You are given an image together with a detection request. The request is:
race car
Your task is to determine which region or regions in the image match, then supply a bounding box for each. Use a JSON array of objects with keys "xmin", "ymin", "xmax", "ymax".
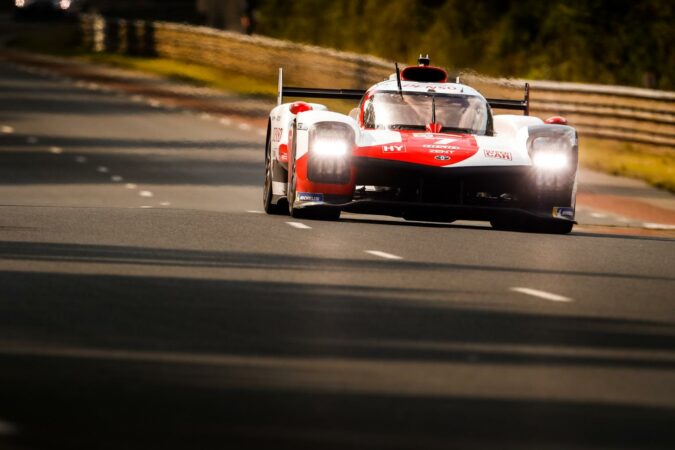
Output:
[{"xmin": 263, "ymin": 55, "xmax": 578, "ymax": 234}]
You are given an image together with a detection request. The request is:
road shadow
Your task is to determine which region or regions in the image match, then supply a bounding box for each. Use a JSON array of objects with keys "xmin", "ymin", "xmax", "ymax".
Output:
[{"xmin": 0, "ymin": 265, "xmax": 674, "ymax": 449}]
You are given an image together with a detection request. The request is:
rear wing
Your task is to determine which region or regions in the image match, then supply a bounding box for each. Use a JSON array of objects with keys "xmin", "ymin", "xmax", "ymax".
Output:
[
  {"xmin": 486, "ymin": 83, "xmax": 530, "ymax": 115},
  {"xmin": 277, "ymin": 68, "xmax": 530, "ymax": 116},
  {"xmin": 277, "ymin": 68, "xmax": 364, "ymax": 104}
]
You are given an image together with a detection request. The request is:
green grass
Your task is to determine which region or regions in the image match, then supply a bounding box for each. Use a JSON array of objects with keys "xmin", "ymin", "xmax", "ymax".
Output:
[
  {"xmin": 580, "ymin": 139, "xmax": 675, "ymax": 193},
  {"xmin": 82, "ymin": 53, "xmax": 278, "ymax": 98}
]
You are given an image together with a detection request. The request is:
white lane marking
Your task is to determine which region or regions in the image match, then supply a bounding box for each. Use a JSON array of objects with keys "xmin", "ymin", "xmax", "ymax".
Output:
[
  {"xmin": 286, "ymin": 221, "xmax": 312, "ymax": 229},
  {"xmin": 26, "ymin": 136, "xmax": 39, "ymax": 144},
  {"xmin": 159, "ymin": 201, "xmax": 171, "ymax": 206},
  {"xmin": 125, "ymin": 183, "xmax": 137, "ymax": 189},
  {"xmin": 0, "ymin": 419, "xmax": 18, "ymax": 436},
  {"xmin": 96, "ymin": 166, "xmax": 109, "ymax": 173},
  {"xmin": 219, "ymin": 118, "xmax": 232, "ymax": 125},
  {"xmin": 510, "ymin": 287, "xmax": 573, "ymax": 302},
  {"xmin": 148, "ymin": 99, "xmax": 161, "ymax": 108},
  {"xmin": 590, "ymin": 212, "xmax": 607, "ymax": 219},
  {"xmin": 140, "ymin": 205, "xmax": 153, "ymax": 209},
  {"xmin": 86, "ymin": 82, "xmax": 100, "ymax": 90},
  {"xmin": 643, "ymin": 223, "xmax": 675, "ymax": 230},
  {"xmin": 1, "ymin": 125, "xmax": 14, "ymax": 134},
  {"xmin": 111, "ymin": 175, "xmax": 123, "ymax": 182},
  {"xmin": 365, "ymin": 250, "xmax": 403, "ymax": 260},
  {"xmin": 238, "ymin": 123, "xmax": 251, "ymax": 131},
  {"xmin": 246, "ymin": 210, "xmax": 264, "ymax": 214},
  {"xmin": 74, "ymin": 156, "xmax": 87, "ymax": 163},
  {"xmin": 200, "ymin": 113, "xmax": 213, "ymax": 120},
  {"xmin": 49, "ymin": 146, "xmax": 63, "ymax": 154},
  {"xmin": 139, "ymin": 190, "xmax": 154, "ymax": 198}
]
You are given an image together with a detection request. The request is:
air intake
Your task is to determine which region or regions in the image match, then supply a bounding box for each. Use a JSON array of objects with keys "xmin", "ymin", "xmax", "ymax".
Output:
[{"xmin": 400, "ymin": 66, "xmax": 448, "ymax": 83}]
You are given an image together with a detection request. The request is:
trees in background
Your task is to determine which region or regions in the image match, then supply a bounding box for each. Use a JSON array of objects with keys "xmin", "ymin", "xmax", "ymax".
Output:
[{"xmin": 255, "ymin": 0, "xmax": 674, "ymax": 89}]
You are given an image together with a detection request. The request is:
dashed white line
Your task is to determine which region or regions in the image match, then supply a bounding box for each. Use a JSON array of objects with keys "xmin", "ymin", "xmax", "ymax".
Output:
[
  {"xmin": 111, "ymin": 175, "xmax": 123, "ymax": 182},
  {"xmin": 365, "ymin": 250, "xmax": 403, "ymax": 260},
  {"xmin": 643, "ymin": 223, "xmax": 675, "ymax": 230},
  {"xmin": 49, "ymin": 146, "xmax": 63, "ymax": 154},
  {"xmin": 139, "ymin": 190, "xmax": 154, "ymax": 198},
  {"xmin": 140, "ymin": 205, "xmax": 153, "ymax": 209},
  {"xmin": 246, "ymin": 210, "xmax": 264, "ymax": 214},
  {"xmin": 125, "ymin": 183, "xmax": 137, "ymax": 189},
  {"xmin": 26, "ymin": 136, "xmax": 39, "ymax": 144},
  {"xmin": 219, "ymin": 118, "xmax": 232, "ymax": 126},
  {"xmin": 1, "ymin": 125, "xmax": 14, "ymax": 134},
  {"xmin": 74, "ymin": 156, "xmax": 87, "ymax": 163},
  {"xmin": 286, "ymin": 221, "xmax": 312, "ymax": 229},
  {"xmin": 590, "ymin": 212, "xmax": 607, "ymax": 219},
  {"xmin": 148, "ymin": 99, "xmax": 161, "ymax": 108},
  {"xmin": 510, "ymin": 287, "xmax": 573, "ymax": 302},
  {"xmin": 238, "ymin": 123, "xmax": 252, "ymax": 131},
  {"xmin": 159, "ymin": 201, "xmax": 171, "ymax": 206},
  {"xmin": 200, "ymin": 113, "xmax": 213, "ymax": 120},
  {"xmin": 96, "ymin": 166, "xmax": 109, "ymax": 173}
]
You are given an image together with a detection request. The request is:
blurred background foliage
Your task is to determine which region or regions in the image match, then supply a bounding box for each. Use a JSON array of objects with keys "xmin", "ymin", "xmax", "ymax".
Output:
[{"xmin": 254, "ymin": 0, "xmax": 674, "ymax": 90}]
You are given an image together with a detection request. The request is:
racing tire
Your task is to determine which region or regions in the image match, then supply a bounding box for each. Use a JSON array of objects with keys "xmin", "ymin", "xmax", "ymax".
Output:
[{"xmin": 263, "ymin": 124, "xmax": 287, "ymax": 215}]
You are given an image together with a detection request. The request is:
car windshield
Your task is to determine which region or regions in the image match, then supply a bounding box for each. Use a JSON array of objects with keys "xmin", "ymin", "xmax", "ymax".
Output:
[{"xmin": 363, "ymin": 92, "xmax": 489, "ymax": 135}]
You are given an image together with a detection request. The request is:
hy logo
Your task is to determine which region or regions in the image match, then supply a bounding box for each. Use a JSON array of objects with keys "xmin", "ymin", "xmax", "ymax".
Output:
[{"xmin": 382, "ymin": 145, "xmax": 405, "ymax": 153}]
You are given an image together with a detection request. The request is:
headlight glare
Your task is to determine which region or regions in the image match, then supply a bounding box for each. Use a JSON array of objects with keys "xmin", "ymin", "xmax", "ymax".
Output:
[
  {"xmin": 533, "ymin": 151, "xmax": 568, "ymax": 170},
  {"xmin": 312, "ymin": 138, "xmax": 348, "ymax": 157}
]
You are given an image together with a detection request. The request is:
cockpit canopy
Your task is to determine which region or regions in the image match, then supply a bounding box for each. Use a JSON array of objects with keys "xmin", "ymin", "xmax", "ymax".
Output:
[{"xmin": 362, "ymin": 91, "xmax": 490, "ymax": 135}]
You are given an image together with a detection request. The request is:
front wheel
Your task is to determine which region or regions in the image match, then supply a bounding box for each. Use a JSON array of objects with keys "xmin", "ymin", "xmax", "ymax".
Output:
[{"xmin": 263, "ymin": 129, "xmax": 286, "ymax": 215}]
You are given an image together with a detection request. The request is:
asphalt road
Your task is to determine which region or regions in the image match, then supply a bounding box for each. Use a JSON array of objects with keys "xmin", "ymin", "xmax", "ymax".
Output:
[{"xmin": 1, "ymin": 60, "xmax": 674, "ymax": 450}]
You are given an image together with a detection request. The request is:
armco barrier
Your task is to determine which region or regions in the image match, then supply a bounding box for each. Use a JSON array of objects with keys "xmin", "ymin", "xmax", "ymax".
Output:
[{"xmin": 80, "ymin": 14, "xmax": 675, "ymax": 148}]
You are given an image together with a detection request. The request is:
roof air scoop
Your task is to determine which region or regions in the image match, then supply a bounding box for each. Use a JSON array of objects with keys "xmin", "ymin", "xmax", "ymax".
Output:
[{"xmin": 401, "ymin": 55, "xmax": 448, "ymax": 83}]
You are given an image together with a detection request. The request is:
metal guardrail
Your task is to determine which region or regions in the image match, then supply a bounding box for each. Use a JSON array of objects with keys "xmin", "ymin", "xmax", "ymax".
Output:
[{"xmin": 79, "ymin": 14, "xmax": 675, "ymax": 148}]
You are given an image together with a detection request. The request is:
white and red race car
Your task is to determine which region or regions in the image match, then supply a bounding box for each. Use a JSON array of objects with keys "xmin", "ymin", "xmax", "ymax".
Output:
[{"xmin": 263, "ymin": 56, "xmax": 578, "ymax": 234}]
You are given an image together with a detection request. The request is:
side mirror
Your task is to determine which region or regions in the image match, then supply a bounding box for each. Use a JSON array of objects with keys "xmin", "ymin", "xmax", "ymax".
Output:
[
  {"xmin": 290, "ymin": 101, "xmax": 312, "ymax": 115},
  {"xmin": 545, "ymin": 116, "xmax": 568, "ymax": 125}
]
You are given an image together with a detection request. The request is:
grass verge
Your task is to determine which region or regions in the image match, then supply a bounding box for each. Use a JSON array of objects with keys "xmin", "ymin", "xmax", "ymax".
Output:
[{"xmin": 580, "ymin": 139, "xmax": 675, "ymax": 193}]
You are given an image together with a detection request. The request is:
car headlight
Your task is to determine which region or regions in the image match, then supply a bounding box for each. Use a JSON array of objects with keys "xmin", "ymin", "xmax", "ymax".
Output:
[
  {"xmin": 15, "ymin": 0, "xmax": 26, "ymax": 7},
  {"xmin": 308, "ymin": 122, "xmax": 354, "ymax": 184},
  {"xmin": 532, "ymin": 150, "xmax": 568, "ymax": 170},
  {"xmin": 528, "ymin": 128, "xmax": 577, "ymax": 172},
  {"xmin": 312, "ymin": 137, "xmax": 349, "ymax": 157}
]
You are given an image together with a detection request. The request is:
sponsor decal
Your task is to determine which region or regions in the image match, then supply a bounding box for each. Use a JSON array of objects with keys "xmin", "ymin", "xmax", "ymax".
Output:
[
  {"xmin": 434, "ymin": 155, "xmax": 451, "ymax": 161},
  {"xmin": 424, "ymin": 145, "xmax": 460, "ymax": 151},
  {"xmin": 428, "ymin": 149, "xmax": 454, "ymax": 154},
  {"xmin": 382, "ymin": 145, "xmax": 405, "ymax": 153},
  {"xmin": 552, "ymin": 207, "xmax": 575, "ymax": 220},
  {"xmin": 298, "ymin": 192, "xmax": 324, "ymax": 202},
  {"xmin": 484, "ymin": 149, "xmax": 513, "ymax": 161},
  {"xmin": 271, "ymin": 127, "xmax": 283, "ymax": 143}
]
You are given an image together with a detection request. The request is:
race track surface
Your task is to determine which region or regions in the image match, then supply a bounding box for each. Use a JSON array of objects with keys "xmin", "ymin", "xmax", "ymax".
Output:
[{"xmin": 1, "ymin": 60, "xmax": 674, "ymax": 450}]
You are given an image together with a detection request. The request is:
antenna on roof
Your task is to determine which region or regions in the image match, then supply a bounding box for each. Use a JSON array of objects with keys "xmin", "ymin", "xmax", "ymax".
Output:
[
  {"xmin": 418, "ymin": 54, "xmax": 430, "ymax": 66},
  {"xmin": 395, "ymin": 62, "xmax": 403, "ymax": 99}
]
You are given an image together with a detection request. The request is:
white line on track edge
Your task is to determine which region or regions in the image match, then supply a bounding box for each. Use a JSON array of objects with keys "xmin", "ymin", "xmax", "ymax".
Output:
[
  {"xmin": 365, "ymin": 250, "xmax": 403, "ymax": 260},
  {"xmin": 286, "ymin": 221, "xmax": 312, "ymax": 229},
  {"xmin": 510, "ymin": 287, "xmax": 573, "ymax": 302}
]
